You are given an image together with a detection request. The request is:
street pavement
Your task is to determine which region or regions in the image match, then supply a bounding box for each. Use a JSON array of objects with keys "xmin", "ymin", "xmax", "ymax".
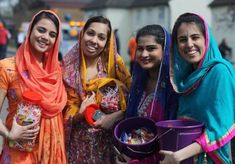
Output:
[{"xmin": 0, "ymin": 46, "xmax": 16, "ymax": 152}]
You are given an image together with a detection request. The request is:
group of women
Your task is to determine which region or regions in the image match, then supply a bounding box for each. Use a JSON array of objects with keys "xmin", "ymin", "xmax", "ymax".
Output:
[{"xmin": 0, "ymin": 9, "xmax": 233, "ymax": 164}]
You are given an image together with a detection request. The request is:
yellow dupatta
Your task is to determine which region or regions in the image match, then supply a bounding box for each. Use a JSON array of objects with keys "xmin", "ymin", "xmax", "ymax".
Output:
[
  {"xmin": 62, "ymin": 30, "xmax": 131, "ymax": 120},
  {"xmin": 80, "ymin": 32, "xmax": 129, "ymax": 112}
]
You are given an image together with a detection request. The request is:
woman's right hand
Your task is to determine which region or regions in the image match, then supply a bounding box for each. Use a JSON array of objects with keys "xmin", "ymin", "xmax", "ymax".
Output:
[
  {"xmin": 8, "ymin": 117, "xmax": 40, "ymax": 141},
  {"xmin": 79, "ymin": 91, "xmax": 96, "ymax": 114}
]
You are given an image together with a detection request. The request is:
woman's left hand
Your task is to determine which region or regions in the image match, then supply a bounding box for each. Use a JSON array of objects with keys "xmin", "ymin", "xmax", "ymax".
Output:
[
  {"xmin": 159, "ymin": 150, "xmax": 180, "ymax": 164},
  {"xmin": 94, "ymin": 110, "xmax": 124, "ymax": 129},
  {"xmin": 93, "ymin": 113, "xmax": 114, "ymax": 129}
]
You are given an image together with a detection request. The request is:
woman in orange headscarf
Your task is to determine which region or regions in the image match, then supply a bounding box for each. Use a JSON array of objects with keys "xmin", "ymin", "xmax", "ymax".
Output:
[{"xmin": 0, "ymin": 10, "xmax": 67, "ymax": 163}]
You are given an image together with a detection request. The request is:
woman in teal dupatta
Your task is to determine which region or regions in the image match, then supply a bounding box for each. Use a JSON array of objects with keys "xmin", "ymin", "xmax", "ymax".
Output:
[{"xmin": 160, "ymin": 13, "xmax": 235, "ymax": 164}]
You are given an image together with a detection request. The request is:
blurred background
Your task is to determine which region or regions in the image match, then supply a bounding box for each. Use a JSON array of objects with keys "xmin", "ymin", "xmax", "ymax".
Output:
[
  {"xmin": 0, "ymin": 0, "xmax": 234, "ymax": 161},
  {"xmin": 0, "ymin": 0, "xmax": 235, "ymax": 64}
]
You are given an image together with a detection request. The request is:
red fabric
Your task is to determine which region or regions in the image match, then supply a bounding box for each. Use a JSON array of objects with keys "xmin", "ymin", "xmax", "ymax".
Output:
[
  {"xmin": 15, "ymin": 10, "xmax": 67, "ymax": 118},
  {"xmin": 0, "ymin": 28, "xmax": 8, "ymax": 45},
  {"xmin": 84, "ymin": 104, "xmax": 99, "ymax": 126}
]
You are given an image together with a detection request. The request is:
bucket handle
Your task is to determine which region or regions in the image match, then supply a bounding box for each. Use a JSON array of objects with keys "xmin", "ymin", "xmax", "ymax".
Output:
[
  {"xmin": 156, "ymin": 128, "xmax": 174, "ymax": 140},
  {"xmin": 126, "ymin": 146, "xmax": 154, "ymax": 154}
]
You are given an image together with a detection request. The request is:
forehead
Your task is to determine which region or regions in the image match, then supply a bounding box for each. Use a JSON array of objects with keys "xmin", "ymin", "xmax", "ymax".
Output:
[
  {"xmin": 32, "ymin": 18, "xmax": 57, "ymax": 32},
  {"xmin": 177, "ymin": 22, "xmax": 202, "ymax": 37},
  {"xmin": 137, "ymin": 35, "xmax": 158, "ymax": 45},
  {"xmin": 86, "ymin": 22, "xmax": 109, "ymax": 35}
]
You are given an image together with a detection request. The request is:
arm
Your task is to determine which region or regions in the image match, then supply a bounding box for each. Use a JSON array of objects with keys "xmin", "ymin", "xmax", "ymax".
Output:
[
  {"xmin": 94, "ymin": 110, "xmax": 124, "ymax": 129},
  {"xmin": 0, "ymin": 89, "xmax": 39, "ymax": 141},
  {"xmin": 0, "ymin": 89, "xmax": 10, "ymax": 139},
  {"xmin": 159, "ymin": 142, "xmax": 203, "ymax": 163}
]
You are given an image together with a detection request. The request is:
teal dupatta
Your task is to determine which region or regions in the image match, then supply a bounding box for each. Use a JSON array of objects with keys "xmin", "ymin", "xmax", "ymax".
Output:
[{"xmin": 170, "ymin": 14, "xmax": 235, "ymax": 163}]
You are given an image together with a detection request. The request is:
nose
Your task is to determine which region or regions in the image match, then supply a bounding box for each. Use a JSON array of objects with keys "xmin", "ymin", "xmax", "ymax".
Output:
[
  {"xmin": 186, "ymin": 38, "xmax": 193, "ymax": 48},
  {"xmin": 41, "ymin": 32, "xmax": 49, "ymax": 40},
  {"xmin": 141, "ymin": 49, "xmax": 149, "ymax": 57},
  {"xmin": 90, "ymin": 35, "xmax": 98, "ymax": 44}
]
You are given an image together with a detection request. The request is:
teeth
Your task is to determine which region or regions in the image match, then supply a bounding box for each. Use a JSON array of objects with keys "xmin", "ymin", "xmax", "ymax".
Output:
[
  {"xmin": 186, "ymin": 50, "xmax": 196, "ymax": 55},
  {"xmin": 86, "ymin": 45, "xmax": 97, "ymax": 52},
  {"xmin": 38, "ymin": 41, "xmax": 47, "ymax": 47}
]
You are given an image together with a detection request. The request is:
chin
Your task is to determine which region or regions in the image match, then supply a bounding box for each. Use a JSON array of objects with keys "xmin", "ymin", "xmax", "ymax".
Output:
[{"xmin": 140, "ymin": 65, "xmax": 153, "ymax": 70}]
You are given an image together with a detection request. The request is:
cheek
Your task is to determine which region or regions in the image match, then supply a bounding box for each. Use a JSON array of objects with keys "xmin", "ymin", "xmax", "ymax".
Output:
[
  {"xmin": 50, "ymin": 38, "xmax": 56, "ymax": 46},
  {"xmin": 177, "ymin": 44, "xmax": 184, "ymax": 54},
  {"xmin": 98, "ymin": 41, "xmax": 106, "ymax": 51},
  {"xmin": 29, "ymin": 34, "xmax": 36, "ymax": 47},
  {"xmin": 135, "ymin": 52, "xmax": 142, "ymax": 62}
]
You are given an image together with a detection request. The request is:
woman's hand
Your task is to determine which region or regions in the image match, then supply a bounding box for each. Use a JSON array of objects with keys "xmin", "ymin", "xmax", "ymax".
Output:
[
  {"xmin": 93, "ymin": 114, "xmax": 112, "ymax": 129},
  {"xmin": 159, "ymin": 150, "xmax": 180, "ymax": 164},
  {"xmin": 115, "ymin": 153, "xmax": 131, "ymax": 164},
  {"xmin": 8, "ymin": 117, "xmax": 40, "ymax": 141},
  {"xmin": 94, "ymin": 110, "xmax": 124, "ymax": 129},
  {"xmin": 159, "ymin": 142, "xmax": 203, "ymax": 164},
  {"xmin": 79, "ymin": 91, "xmax": 96, "ymax": 114}
]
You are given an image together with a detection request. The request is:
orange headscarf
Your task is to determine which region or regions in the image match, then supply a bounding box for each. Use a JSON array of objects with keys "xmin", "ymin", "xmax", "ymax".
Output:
[{"xmin": 15, "ymin": 10, "xmax": 67, "ymax": 118}]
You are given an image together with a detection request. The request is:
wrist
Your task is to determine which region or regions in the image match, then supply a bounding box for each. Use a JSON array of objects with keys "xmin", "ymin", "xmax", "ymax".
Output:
[
  {"xmin": 5, "ymin": 131, "xmax": 10, "ymax": 140},
  {"xmin": 174, "ymin": 151, "xmax": 183, "ymax": 162}
]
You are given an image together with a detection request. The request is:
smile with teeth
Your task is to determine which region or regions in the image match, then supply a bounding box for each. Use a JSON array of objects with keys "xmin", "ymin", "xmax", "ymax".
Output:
[
  {"xmin": 86, "ymin": 44, "xmax": 97, "ymax": 52},
  {"xmin": 141, "ymin": 58, "xmax": 151, "ymax": 64},
  {"xmin": 38, "ymin": 40, "xmax": 48, "ymax": 48},
  {"xmin": 185, "ymin": 50, "xmax": 197, "ymax": 55}
]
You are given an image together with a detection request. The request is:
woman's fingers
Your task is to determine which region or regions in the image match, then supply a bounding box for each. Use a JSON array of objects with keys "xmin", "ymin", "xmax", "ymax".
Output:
[
  {"xmin": 159, "ymin": 150, "xmax": 172, "ymax": 155},
  {"xmin": 25, "ymin": 121, "xmax": 39, "ymax": 129}
]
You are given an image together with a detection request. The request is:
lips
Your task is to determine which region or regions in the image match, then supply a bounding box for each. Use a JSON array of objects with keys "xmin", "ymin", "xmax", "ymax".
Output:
[
  {"xmin": 140, "ymin": 58, "xmax": 151, "ymax": 64},
  {"xmin": 185, "ymin": 49, "xmax": 198, "ymax": 56},
  {"xmin": 37, "ymin": 40, "xmax": 48, "ymax": 48},
  {"xmin": 86, "ymin": 44, "xmax": 97, "ymax": 53}
]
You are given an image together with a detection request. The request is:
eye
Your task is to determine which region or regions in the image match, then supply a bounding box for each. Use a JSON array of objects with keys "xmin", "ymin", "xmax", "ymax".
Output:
[
  {"xmin": 86, "ymin": 30, "xmax": 95, "ymax": 36},
  {"xmin": 192, "ymin": 35, "xmax": 200, "ymax": 41},
  {"xmin": 49, "ymin": 32, "xmax": 57, "ymax": 38},
  {"xmin": 98, "ymin": 34, "xmax": 106, "ymax": 41},
  {"xmin": 136, "ymin": 46, "xmax": 144, "ymax": 52},
  {"xmin": 146, "ymin": 46, "xmax": 157, "ymax": 52},
  {"xmin": 37, "ymin": 27, "xmax": 46, "ymax": 33},
  {"xmin": 178, "ymin": 38, "xmax": 187, "ymax": 43}
]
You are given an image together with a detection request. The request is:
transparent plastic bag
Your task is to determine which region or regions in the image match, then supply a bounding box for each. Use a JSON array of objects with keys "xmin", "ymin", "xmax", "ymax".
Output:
[{"xmin": 9, "ymin": 91, "xmax": 42, "ymax": 152}]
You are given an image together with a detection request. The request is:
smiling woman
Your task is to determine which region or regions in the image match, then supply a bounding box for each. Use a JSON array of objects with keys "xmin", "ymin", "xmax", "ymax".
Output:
[
  {"xmin": 62, "ymin": 16, "xmax": 131, "ymax": 163},
  {"xmin": 176, "ymin": 22, "xmax": 206, "ymax": 68},
  {"xmin": 159, "ymin": 12, "xmax": 235, "ymax": 164},
  {"xmin": 0, "ymin": 10, "xmax": 67, "ymax": 163},
  {"xmin": 29, "ymin": 18, "xmax": 58, "ymax": 65}
]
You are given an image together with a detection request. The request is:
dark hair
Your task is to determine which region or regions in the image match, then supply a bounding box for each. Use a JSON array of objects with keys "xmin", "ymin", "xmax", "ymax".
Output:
[
  {"xmin": 136, "ymin": 24, "xmax": 165, "ymax": 49},
  {"xmin": 172, "ymin": 13, "xmax": 205, "ymax": 46},
  {"xmin": 31, "ymin": 11, "xmax": 59, "ymax": 35},
  {"xmin": 83, "ymin": 16, "xmax": 112, "ymax": 39}
]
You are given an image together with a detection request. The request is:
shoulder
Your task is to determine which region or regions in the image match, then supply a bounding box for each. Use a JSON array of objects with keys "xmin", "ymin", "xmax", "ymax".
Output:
[
  {"xmin": 210, "ymin": 62, "xmax": 233, "ymax": 75},
  {"xmin": 208, "ymin": 62, "xmax": 235, "ymax": 83},
  {"xmin": 0, "ymin": 57, "xmax": 16, "ymax": 70}
]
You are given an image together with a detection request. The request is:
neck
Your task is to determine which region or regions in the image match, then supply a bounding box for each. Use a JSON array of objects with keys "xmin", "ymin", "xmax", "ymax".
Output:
[
  {"xmin": 85, "ymin": 55, "xmax": 100, "ymax": 68},
  {"xmin": 148, "ymin": 68, "xmax": 159, "ymax": 81},
  {"xmin": 30, "ymin": 47, "xmax": 45, "ymax": 65},
  {"xmin": 34, "ymin": 54, "xmax": 44, "ymax": 66}
]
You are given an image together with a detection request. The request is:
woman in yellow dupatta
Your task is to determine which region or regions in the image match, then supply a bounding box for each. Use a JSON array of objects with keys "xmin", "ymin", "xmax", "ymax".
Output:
[
  {"xmin": 62, "ymin": 16, "xmax": 131, "ymax": 163},
  {"xmin": 0, "ymin": 10, "xmax": 67, "ymax": 163}
]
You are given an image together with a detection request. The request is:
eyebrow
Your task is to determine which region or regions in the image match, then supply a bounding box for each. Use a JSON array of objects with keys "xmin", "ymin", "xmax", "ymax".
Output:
[
  {"xmin": 37, "ymin": 26, "xmax": 57, "ymax": 34},
  {"xmin": 87, "ymin": 28, "xmax": 107, "ymax": 36}
]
